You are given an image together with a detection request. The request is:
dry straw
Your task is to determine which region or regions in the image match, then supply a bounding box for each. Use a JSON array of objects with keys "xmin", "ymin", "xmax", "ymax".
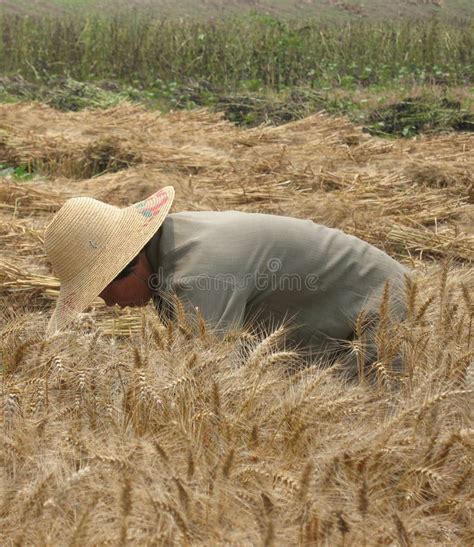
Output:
[{"xmin": 0, "ymin": 102, "xmax": 473, "ymax": 543}]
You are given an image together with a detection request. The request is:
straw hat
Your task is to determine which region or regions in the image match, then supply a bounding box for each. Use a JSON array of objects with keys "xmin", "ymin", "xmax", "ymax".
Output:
[{"xmin": 44, "ymin": 186, "xmax": 175, "ymax": 334}]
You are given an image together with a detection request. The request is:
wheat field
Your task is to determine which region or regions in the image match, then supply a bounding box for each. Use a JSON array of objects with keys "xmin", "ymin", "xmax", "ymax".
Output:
[{"xmin": 1, "ymin": 102, "xmax": 473, "ymax": 545}]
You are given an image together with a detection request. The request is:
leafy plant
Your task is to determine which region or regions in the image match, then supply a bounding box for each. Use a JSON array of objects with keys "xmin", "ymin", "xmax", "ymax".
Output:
[{"xmin": 0, "ymin": 164, "xmax": 34, "ymax": 180}]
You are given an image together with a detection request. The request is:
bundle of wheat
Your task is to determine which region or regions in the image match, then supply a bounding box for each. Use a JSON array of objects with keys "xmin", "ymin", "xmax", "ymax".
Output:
[
  {"xmin": 0, "ymin": 258, "xmax": 59, "ymax": 298},
  {"xmin": 0, "ymin": 216, "xmax": 44, "ymax": 255},
  {"xmin": 404, "ymin": 160, "xmax": 474, "ymax": 199},
  {"xmin": 0, "ymin": 180, "xmax": 64, "ymax": 214},
  {"xmin": 0, "ymin": 103, "xmax": 239, "ymax": 179}
]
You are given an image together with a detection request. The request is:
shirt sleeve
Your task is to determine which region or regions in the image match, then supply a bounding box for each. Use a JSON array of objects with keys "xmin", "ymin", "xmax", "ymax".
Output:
[{"xmin": 170, "ymin": 275, "xmax": 247, "ymax": 335}]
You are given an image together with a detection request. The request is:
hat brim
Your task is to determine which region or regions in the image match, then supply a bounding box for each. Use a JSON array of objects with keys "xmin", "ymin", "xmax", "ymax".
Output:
[{"xmin": 47, "ymin": 186, "xmax": 175, "ymax": 334}]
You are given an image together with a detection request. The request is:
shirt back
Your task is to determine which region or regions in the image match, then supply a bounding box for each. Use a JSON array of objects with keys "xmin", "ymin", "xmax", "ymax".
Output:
[{"xmin": 146, "ymin": 210, "xmax": 409, "ymax": 354}]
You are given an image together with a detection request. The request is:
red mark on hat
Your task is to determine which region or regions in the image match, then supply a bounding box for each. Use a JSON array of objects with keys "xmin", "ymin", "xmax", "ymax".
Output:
[{"xmin": 135, "ymin": 190, "xmax": 169, "ymax": 224}]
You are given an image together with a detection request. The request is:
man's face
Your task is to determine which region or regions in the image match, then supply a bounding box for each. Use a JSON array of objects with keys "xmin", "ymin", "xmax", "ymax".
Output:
[{"xmin": 99, "ymin": 251, "xmax": 153, "ymax": 308}]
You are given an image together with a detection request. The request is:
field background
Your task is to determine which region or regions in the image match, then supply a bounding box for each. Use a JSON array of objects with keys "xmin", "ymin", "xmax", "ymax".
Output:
[
  {"xmin": 2, "ymin": 0, "xmax": 474, "ymax": 19},
  {"xmin": 0, "ymin": 1, "xmax": 473, "ymax": 137},
  {"xmin": 0, "ymin": 1, "xmax": 473, "ymax": 545}
]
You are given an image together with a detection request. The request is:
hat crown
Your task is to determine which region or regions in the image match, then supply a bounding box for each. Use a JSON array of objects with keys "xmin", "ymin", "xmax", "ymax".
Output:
[{"xmin": 45, "ymin": 197, "xmax": 121, "ymax": 282}]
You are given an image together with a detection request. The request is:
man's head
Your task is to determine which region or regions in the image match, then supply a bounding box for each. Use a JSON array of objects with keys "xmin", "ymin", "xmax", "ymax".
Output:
[
  {"xmin": 99, "ymin": 249, "xmax": 153, "ymax": 308},
  {"xmin": 43, "ymin": 186, "xmax": 175, "ymax": 333}
]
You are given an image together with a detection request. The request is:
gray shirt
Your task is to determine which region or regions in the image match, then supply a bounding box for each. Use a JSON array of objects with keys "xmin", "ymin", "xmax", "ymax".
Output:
[{"xmin": 145, "ymin": 211, "xmax": 409, "ymax": 355}]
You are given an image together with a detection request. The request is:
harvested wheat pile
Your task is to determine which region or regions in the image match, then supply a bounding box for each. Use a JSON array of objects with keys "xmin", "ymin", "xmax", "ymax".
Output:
[{"xmin": 1, "ymin": 102, "xmax": 473, "ymax": 544}]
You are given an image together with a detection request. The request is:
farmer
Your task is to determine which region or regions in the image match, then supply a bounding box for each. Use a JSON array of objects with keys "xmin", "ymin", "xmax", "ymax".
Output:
[{"xmin": 45, "ymin": 186, "xmax": 409, "ymax": 375}]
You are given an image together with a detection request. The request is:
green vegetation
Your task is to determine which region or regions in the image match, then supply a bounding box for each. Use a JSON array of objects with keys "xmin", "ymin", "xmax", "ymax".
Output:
[
  {"xmin": 367, "ymin": 96, "xmax": 474, "ymax": 137},
  {"xmin": 0, "ymin": 13, "xmax": 472, "ymax": 137},
  {"xmin": 0, "ymin": 14, "xmax": 472, "ymax": 88},
  {"xmin": 0, "ymin": 164, "xmax": 35, "ymax": 180},
  {"xmin": 0, "ymin": 77, "xmax": 135, "ymax": 112},
  {"xmin": 5, "ymin": 0, "xmax": 474, "ymax": 21}
]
